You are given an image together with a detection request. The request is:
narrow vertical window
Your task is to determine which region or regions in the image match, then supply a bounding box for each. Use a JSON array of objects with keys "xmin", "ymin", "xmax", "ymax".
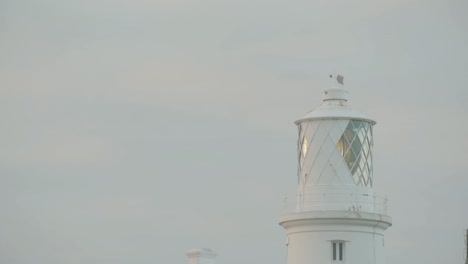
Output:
[
  {"xmin": 339, "ymin": 242, "xmax": 343, "ymax": 260},
  {"xmin": 332, "ymin": 241, "xmax": 344, "ymax": 262},
  {"xmin": 332, "ymin": 242, "xmax": 336, "ymax": 260}
]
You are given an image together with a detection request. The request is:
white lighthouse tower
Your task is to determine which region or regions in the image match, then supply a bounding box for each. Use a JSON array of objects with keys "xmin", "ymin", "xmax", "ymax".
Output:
[{"xmin": 279, "ymin": 76, "xmax": 392, "ymax": 264}]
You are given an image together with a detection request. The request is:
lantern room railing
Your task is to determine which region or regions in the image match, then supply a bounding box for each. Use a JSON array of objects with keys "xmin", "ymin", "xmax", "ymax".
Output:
[{"xmin": 282, "ymin": 191, "xmax": 388, "ymax": 215}]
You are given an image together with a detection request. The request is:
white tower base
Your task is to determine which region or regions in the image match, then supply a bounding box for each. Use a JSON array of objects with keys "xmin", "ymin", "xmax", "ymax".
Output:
[{"xmin": 279, "ymin": 211, "xmax": 391, "ymax": 264}]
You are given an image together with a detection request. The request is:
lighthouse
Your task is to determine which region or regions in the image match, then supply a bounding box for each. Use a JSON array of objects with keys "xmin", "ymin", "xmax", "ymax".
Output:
[{"xmin": 279, "ymin": 76, "xmax": 392, "ymax": 264}]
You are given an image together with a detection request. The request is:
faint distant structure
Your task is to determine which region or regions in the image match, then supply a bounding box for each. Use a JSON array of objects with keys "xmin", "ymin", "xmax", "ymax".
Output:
[
  {"xmin": 465, "ymin": 229, "xmax": 468, "ymax": 264},
  {"xmin": 186, "ymin": 248, "xmax": 217, "ymax": 264},
  {"xmin": 278, "ymin": 76, "xmax": 392, "ymax": 264}
]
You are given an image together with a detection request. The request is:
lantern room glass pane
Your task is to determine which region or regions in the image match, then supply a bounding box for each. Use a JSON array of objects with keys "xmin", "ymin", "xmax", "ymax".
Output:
[
  {"xmin": 336, "ymin": 120, "xmax": 373, "ymax": 187},
  {"xmin": 302, "ymin": 137, "xmax": 308, "ymax": 158}
]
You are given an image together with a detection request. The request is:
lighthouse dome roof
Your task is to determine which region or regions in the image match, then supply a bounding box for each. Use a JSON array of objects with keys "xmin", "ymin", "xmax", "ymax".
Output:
[{"xmin": 294, "ymin": 88, "xmax": 376, "ymax": 125}]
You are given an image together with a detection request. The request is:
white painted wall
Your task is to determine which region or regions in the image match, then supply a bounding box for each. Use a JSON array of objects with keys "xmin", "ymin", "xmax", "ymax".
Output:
[{"xmin": 280, "ymin": 211, "xmax": 391, "ymax": 264}]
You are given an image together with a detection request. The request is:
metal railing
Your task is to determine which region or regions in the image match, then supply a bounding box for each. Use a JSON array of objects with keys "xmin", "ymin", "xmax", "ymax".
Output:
[{"xmin": 283, "ymin": 192, "xmax": 388, "ymax": 215}]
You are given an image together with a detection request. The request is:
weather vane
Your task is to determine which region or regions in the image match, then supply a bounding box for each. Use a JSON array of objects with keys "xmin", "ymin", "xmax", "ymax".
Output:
[{"xmin": 329, "ymin": 74, "xmax": 344, "ymax": 85}]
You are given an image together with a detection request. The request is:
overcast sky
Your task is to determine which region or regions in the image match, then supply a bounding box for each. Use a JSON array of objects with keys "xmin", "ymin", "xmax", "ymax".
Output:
[{"xmin": 1, "ymin": 0, "xmax": 468, "ymax": 263}]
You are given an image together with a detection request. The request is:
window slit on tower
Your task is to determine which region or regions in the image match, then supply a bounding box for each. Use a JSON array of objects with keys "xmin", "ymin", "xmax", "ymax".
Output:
[
  {"xmin": 332, "ymin": 242, "xmax": 336, "ymax": 260},
  {"xmin": 339, "ymin": 242, "xmax": 343, "ymax": 260},
  {"xmin": 332, "ymin": 241, "xmax": 344, "ymax": 262}
]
